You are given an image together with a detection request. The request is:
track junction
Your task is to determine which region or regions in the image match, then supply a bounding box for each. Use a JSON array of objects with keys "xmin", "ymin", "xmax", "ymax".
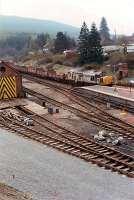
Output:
[{"xmin": 0, "ymin": 73, "xmax": 133, "ymax": 178}]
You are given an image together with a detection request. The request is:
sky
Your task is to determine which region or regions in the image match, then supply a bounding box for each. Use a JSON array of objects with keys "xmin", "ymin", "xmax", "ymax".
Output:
[{"xmin": 0, "ymin": 0, "xmax": 133, "ymax": 35}]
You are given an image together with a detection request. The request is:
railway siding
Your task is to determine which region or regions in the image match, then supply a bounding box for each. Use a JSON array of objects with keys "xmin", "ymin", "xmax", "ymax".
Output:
[
  {"xmin": 73, "ymin": 86, "xmax": 134, "ymax": 113},
  {"xmin": 23, "ymin": 87, "xmax": 134, "ymax": 140},
  {"xmin": 0, "ymin": 112, "xmax": 134, "ymax": 178},
  {"xmin": 1, "ymin": 74, "xmax": 132, "ymax": 178}
]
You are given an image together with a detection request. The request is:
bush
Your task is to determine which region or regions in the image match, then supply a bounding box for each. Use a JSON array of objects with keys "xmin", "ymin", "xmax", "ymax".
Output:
[
  {"xmin": 53, "ymin": 54, "xmax": 65, "ymax": 62},
  {"xmin": 38, "ymin": 57, "xmax": 53, "ymax": 65},
  {"xmin": 54, "ymin": 60, "xmax": 63, "ymax": 65},
  {"xmin": 83, "ymin": 63, "xmax": 102, "ymax": 70},
  {"xmin": 63, "ymin": 60, "xmax": 73, "ymax": 66},
  {"xmin": 45, "ymin": 57, "xmax": 53, "ymax": 63},
  {"xmin": 52, "ymin": 54, "xmax": 65, "ymax": 64}
]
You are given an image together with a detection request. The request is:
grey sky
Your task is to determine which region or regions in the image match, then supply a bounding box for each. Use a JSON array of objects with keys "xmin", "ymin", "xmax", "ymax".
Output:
[{"xmin": 0, "ymin": 0, "xmax": 133, "ymax": 35}]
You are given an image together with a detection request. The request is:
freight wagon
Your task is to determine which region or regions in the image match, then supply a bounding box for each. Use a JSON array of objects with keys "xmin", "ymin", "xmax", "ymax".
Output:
[{"xmin": 15, "ymin": 65, "xmax": 113, "ymax": 86}]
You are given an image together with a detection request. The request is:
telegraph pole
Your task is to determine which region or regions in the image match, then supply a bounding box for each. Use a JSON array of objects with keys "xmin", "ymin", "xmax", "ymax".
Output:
[{"xmin": 114, "ymin": 29, "xmax": 117, "ymax": 44}]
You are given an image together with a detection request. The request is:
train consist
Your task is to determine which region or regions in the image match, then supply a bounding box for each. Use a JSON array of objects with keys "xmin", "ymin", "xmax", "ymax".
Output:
[{"xmin": 15, "ymin": 65, "xmax": 113, "ymax": 86}]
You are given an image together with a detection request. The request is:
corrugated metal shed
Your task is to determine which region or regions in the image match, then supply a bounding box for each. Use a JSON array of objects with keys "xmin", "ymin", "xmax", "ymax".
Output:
[{"xmin": 0, "ymin": 61, "xmax": 23, "ymax": 100}]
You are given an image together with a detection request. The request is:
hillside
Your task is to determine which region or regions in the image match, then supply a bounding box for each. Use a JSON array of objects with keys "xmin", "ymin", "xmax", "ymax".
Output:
[{"xmin": 0, "ymin": 15, "xmax": 79, "ymax": 37}]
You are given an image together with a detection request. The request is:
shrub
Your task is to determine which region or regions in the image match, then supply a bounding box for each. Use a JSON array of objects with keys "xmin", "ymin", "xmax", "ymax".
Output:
[
  {"xmin": 63, "ymin": 60, "xmax": 73, "ymax": 66},
  {"xmin": 45, "ymin": 57, "xmax": 53, "ymax": 63},
  {"xmin": 54, "ymin": 60, "xmax": 63, "ymax": 65},
  {"xmin": 38, "ymin": 57, "xmax": 53, "ymax": 65},
  {"xmin": 53, "ymin": 54, "xmax": 65, "ymax": 64}
]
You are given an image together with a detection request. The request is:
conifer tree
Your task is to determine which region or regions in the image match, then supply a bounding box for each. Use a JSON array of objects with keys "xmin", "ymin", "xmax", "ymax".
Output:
[
  {"xmin": 78, "ymin": 22, "xmax": 90, "ymax": 64},
  {"xmin": 54, "ymin": 32, "xmax": 76, "ymax": 53},
  {"xmin": 89, "ymin": 23, "xmax": 103, "ymax": 63},
  {"xmin": 54, "ymin": 32, "xmax": 69, "ymax": 53},
  {"xmin": 100, "ymin": 17, "xmax": 110, "ymax": 40}
]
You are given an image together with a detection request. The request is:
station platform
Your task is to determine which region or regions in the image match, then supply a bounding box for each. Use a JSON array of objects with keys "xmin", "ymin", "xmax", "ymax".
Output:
[{"xmin": 81, "ymin": 85, "xmax": 134, "ymax": 101}]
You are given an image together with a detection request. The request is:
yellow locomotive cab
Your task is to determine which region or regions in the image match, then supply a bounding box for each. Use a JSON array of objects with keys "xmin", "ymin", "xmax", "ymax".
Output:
[{"xmin": 100, "ymin": 76, "xmax": 113, "ymax": 86}]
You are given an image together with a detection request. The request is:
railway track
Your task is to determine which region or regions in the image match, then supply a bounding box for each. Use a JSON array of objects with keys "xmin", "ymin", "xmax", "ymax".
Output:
[
  {"xmin": 22, "ymin": 73, "xmax": 134, "ymax": 114},
  {"xmin": 73, "ymin": 88, "xmax": 134, "ymax": 114},
  {"xmin": 23, "ymin": 87, "xmax": 134, "ymax": 140},
  {"xmin": 22, "ymin": 74, "xmax": 72, "ymax": 91},
  {"xmin": 0, "ymin": 109, "xmax": 134, "ymax": 178},
  {"xmin": 18, "ymin": 105, "xmax": 134, "ymax": 152},
  {"xmin": 22, "ymin": 74, "xmax": 134, "ymax": 132}
]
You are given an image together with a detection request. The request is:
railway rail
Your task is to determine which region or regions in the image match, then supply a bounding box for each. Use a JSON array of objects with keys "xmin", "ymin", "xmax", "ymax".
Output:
[
  {"xmin": 73, "ymin": 88, "xmax": 134, "ymax": 114},
  {"xmin": 0, "ymin": 108, "xmax": 134, "ymax": 178},
  {"xmin": 22, "ymin": 74, "xmax": 134, "ymax": 131},
  {"xmin": 18, "ymin": 105, "xmax": 134, "ymax": 153},
  {"xmin": 23, "ymin": 87, "xmax": 134, "ymax": 140}
]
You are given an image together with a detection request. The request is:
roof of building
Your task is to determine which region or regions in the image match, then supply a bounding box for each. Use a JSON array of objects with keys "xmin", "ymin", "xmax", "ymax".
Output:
[{"xmin": 0, "ymin": 60, "xmax": 20, "ymax": 75}]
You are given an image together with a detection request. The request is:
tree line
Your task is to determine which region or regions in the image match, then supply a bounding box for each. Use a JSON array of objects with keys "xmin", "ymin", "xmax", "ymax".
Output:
[
  {"xmin": 0, "ymin": 32, "xmax": 76, "ymax": 52},
  {"xmin": 78, "ymin": 22, "xmax": 103, "ymax": 64},
  {"xmin": 0, "ymin": 33, "xmax": 50, "ymax": 51},
  {"xmin": 0, "ymin": 17, "xmax": 111, "ymax": 64}
]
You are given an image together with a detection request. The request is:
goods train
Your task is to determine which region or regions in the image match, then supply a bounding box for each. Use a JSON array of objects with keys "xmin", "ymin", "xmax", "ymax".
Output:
[{"xmin": 15, "ymin": 65, "xmax": 113, "ymax": 86}]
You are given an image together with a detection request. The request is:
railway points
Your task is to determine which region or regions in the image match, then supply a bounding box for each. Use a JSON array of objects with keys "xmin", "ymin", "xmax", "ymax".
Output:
[
  {"xmin": 1, "ymin": 2, "xmax": 134, "ymax": 198},
  {"xmin": 0, "ymin": 62, "xmax": 133, "ymax": 180},
  {"xmin": 73, "ymin": 85, "xmax": 134, "ymax": 114}
]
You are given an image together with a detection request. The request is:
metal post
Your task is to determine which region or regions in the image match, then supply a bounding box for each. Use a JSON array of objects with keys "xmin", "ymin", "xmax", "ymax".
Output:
[
  {"xmin": 129, "ymin": 80, "xmax": 134, "ymax": 93},
  {"xmin": 130, "ymin": 82, "xmax": 131, "ymax": 93}
]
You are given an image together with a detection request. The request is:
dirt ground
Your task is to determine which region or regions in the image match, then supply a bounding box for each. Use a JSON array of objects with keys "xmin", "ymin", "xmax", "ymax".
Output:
[
  {"xmin": 0, "ymin": 183, "xmax": 35, "ymax": 200},
  {"xmin": 22, "ymin": 78, "xmax": 99, "ymax": 137}
]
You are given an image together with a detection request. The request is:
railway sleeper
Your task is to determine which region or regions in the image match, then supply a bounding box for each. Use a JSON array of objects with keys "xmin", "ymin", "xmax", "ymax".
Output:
[
  {"xmin": 37, "ymin": 137, "xmax": 46, "ymax": 142},
  {"xmin": 120, "ymin": 158, "xmax": 133, "ymax": 163},
  {"xmin": 66, "ymin": 136, "xmax": 79, "ymax": 140},
  {"xmin": 31, "ymin": 136, "xmax": 41, "ymax": 141},
  {"xmin": 90, "ymin": 147, "xmax": 107, "ymax": 151},
  {"xmin": 122, "ymin": 167, "xmax": 133, "ymax": 172},
  {"xmin": 48, "ymin": 141, "xmax": 62, "ymax": 146},
  {"xmin": 112, "ymin": 167, "xmax": 134, "ymax": 178},
  {"xmin": 55, "ymin": 144, "xmax": 67, "ymax": 148},
  {"xmin": 81, "ymin": 152, "xmax": 90, "ymax": 156},
  {"xmin": 97, "ymin": 149, "xmax": 110, "ymax": 153},
  {"xmin": 36, "ymin": 137, "xmax": 45, "ymax": 140},
  {"xmin": 111, "ymin": 158, "xmax": 133, "ymax": 169},
  {"xmin": 93, "ymin": 157, "xmax": 105, "ymax": 162},
  {"xmin": 98, "ymin": 159, "xmax": 112, "ymax": 165},
  {"xmin": 104, "ymin": 162, "xmax": 118, "ymax": 169},
  {"xmin": 94, "ymin": 159, "xmax": 112, "ymax": 167},
  {"xmin": 86, "ymin": 144, "xmax": 97, "ymax": 147},
  {"xmin": 49, "ymin": 141, "xmax": 63, "ymax": 146},
  {"xmin": 87, "ymin": 155, "xmax": 99, "ymax": 160},
  {"xmin": 82, "ymin": 155, "xmax": 98, "ymax": 160},
  {"xmin": 72, "ymin": 138, "xmax": 86, "ymax": 142},
  {"xmin": 100, "ymin": 152, "xmax": 114, "ymax": 156},
  {"xmin": 81, "ymin": 142, "xmax": 92, "ymax": 145},
  {"xmin": 119, "ymin": 157, "xmax": 134, "ymax": 163},
  {"xmin": 115, "ymin": 165, "xmax": 128, "ymax": 170},
  {"xmin": 42, "ymin": 140, "xmax": 56, "ymax": 144},
  {"xmin": 72, "ymin": 149, "xmax": 84, "ymax": 153},
  {"xmin": 111, "ymin": 155, "xmax": 132, "ymax": 162},
  {"xmin": 66, "ymin": 147, "xmax": 77, "ymax": 152},
  {"xmin": 41, "ymin": 138, "xmax": 54, "ymax": 143},
  {"xmin": 58, "ymin": 145, "xmax": 72, "ymax": 150},
  {"xmin": 26, "ymin": 133, "xmax": 39, "ymax": 138},
  {"xmin": 15, "ymin": 128, "xmax": 25, "ymax": 132}
]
